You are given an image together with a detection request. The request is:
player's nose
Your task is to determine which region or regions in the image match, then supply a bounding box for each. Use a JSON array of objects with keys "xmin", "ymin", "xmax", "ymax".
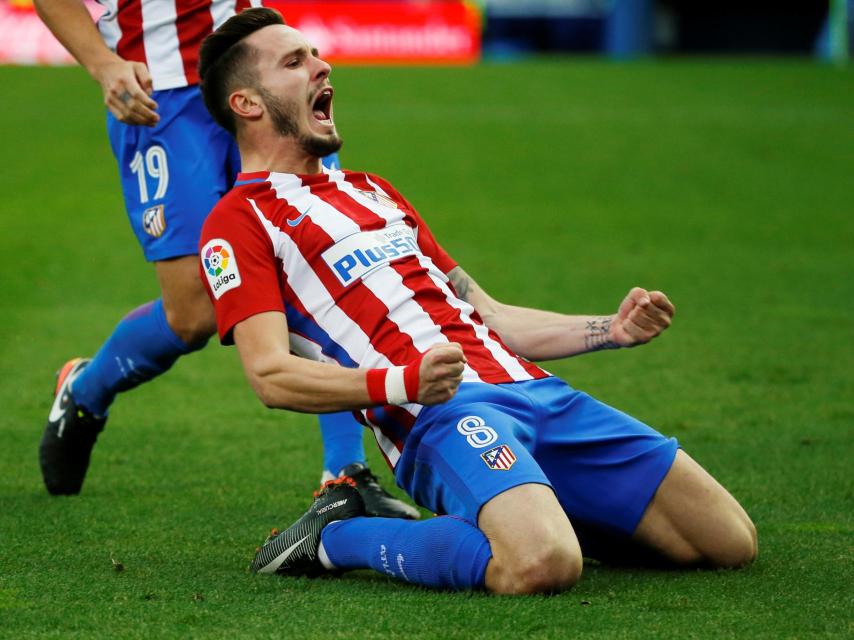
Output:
[{"xmin": 312, "ymin": 55, "xmax": 331, "ymax": 81}]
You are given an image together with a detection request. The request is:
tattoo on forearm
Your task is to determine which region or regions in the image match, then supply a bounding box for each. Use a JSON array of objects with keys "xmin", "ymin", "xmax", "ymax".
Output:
[
  {"xmin": 449, "ymin": 268, "xmax": 472, "ymax": 302},
  {"xmin": 584, "ymin": 317, "xmax": 619, "ymax": 351}
]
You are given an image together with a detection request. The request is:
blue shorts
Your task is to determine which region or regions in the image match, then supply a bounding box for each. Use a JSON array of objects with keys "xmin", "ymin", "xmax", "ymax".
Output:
[
  {"xmin": 395, "ymin": 377, "xmax": 678, "ymax": 536},
  {"xmin": 107, "ymin": 86, "xmax": 241, "ymax": 262}
]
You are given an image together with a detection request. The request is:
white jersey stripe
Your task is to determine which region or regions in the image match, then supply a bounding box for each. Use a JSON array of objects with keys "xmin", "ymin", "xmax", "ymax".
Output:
[
  {"xmin": 209, "ymin": 0, "xmax": 237, "ymax": 30},
  {"xmin": 141, "ymin": 0, "xmax": 187, "ymax": 90},
  {"xmin": 97, "ymin": 0, "xmax": 122, "ymax": 50}
]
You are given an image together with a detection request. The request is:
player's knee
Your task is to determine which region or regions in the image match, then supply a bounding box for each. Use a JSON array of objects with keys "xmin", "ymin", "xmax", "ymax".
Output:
[
  {"xmin": 707, "ymin": 516, "xmax": 757, "ymax": 569},
  {"xmin": 499, "ymin": 540, "xmax": 582, "ymax": 595},
  {"xmin": 672, "ymin": 511, "xmax": 757, "ymax": 569}
]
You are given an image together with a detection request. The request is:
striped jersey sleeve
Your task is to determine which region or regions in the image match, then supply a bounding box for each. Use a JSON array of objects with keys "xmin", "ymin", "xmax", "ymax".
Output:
[{"xmin": 199, "ymin": 192, "xmax": 285, "ymax": 344}]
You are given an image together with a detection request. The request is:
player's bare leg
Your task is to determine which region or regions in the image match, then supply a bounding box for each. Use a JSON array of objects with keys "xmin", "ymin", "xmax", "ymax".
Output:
[
  {"xmin": 156, "ymin": 255, "xmax": 218, "ymax": 346},
  {"xmin": 631, "ymin": 450, "xmax": 757, "ymax": 568},
  {"xmin": 479, "ymin": 483, "xmax": 582, "ymax": 594}
]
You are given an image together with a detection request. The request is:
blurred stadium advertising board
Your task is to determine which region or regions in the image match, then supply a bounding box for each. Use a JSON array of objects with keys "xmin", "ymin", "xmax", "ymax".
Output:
[
  {"xmin": 0, "ymin": 0, "xmax": 102, "ymax": 64},
  {"xmin": 266, "ymin": 1, "xmax": 481, "ymax": 64},
  {"xmin": 0, "ymin": 0, "xmax": 481, "ymax": 65}
]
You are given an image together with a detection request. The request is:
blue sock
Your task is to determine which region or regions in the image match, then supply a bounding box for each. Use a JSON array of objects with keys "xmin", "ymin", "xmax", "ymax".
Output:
[
  {"xmin": 319, "ymin": 516, "xmax": 492, "ymax": 590},
  {"xmin": 71, "ymin": 299, "xmax": 205, "ymax": 416},
  {"xmin": 318, "ymin": 412, "xmax": 366, "ymax": 476}
]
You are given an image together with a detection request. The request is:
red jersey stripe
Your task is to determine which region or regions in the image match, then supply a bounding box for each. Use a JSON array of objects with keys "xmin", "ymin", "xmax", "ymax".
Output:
[
  {"xmin": 115, "ymin": 0, "xmax": 146, "ymax": 63},
  {"xmin": 174, "ymin": 0, "xmax": 214, "ymax": 86}
]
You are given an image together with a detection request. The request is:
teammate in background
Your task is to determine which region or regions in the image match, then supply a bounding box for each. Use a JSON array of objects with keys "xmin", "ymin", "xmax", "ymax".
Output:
[
  {"xmin": 34, "ymin": 0, "xmax": 418, "ymax": 519},
  {"xmin": 197, "ymin": 10, "xmax": 757, "ymax": 594}
]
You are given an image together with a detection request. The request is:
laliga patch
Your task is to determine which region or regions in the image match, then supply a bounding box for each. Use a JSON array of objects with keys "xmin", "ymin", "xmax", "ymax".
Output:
[
  {"xmin": 481, "ymin": 444, "xmax": 517, "ymax": 471},
  {"xmin": 142, "ymin": 204, "xmax": 166, "ymax": 238},
  {"xmin": 321, "ymin": 223, "xmax": 420, "ymax": 286},
  {"xmin": 201, "ymin": 238, "xmax": 241, "ymax": 299}
]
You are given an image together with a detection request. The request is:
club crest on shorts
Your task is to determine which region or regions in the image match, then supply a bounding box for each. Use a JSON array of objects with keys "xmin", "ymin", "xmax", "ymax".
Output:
[
  {"xmin": 142, "ymin": 204, "xmax": 166, "ymax": 237},
  {"xmin": 481, "ymin": 444, "xmax": 517, "ymax": 471}
]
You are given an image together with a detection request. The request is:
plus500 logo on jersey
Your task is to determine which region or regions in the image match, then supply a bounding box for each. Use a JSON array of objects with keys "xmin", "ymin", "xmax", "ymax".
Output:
[{"xmin": 322, "ymin": 223, "xmax": 420, "ymax": 286}]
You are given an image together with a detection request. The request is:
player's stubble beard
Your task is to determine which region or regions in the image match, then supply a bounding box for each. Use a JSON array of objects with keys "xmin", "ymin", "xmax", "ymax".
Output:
[{"xmin": 259, "ymin": 87, "xmax": 343, "ymax": 159}]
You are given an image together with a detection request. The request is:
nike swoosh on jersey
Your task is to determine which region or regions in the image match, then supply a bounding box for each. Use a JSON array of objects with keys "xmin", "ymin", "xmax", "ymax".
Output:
[
  {"xmin": 257, "ymin": 534, "xmax": 310, "ymax": 574},
  {"xmin": 287, "ymin": 206, "xmax": 312, "ymax": 227}
]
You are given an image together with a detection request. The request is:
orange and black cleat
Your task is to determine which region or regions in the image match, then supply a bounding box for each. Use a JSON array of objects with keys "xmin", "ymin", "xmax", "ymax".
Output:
[{"xmin": 39, "ymin": 358, "xmax": 106, "ymax": 495}]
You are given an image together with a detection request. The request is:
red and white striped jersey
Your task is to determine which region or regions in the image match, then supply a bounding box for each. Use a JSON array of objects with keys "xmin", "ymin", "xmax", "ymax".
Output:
[
  {"xmin": 96, "ymin": 0, "xmax": 263, "ymax": 90},
  {"xmin": 199, "ymin": 168, "xmax": 550, "ymax": 465}
]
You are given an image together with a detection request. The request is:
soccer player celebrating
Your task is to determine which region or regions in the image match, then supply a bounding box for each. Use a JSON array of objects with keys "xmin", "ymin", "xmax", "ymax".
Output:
[
  {"xmin": 197, "ymin": 9, "xmax": 757, "ymax": 593},
  {"xmin": 34, "ymin": 0, "xmax": 416, "ymax": 519}
]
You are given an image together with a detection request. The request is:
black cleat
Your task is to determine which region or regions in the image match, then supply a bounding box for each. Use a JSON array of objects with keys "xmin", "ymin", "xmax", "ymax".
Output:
[
  {"xmin": 252, "ymin": 478, "xmax": 366, "ymax": 576},
  {"xmin": 39, "ymin": 358, "xmax": 106, "ymax": 496},
  {"xmin": 340, "ymin": 462, "xmax": 421, "ymax": 520}
]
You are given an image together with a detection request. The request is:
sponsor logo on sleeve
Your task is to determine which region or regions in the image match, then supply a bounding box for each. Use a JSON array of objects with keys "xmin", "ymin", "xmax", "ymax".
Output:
[
  {"xmin": 201, "ymin": 238, "xmax": 241, "ymax": 299},
  {"xmin": 321, "ymin": 223, "xmax": 420, "ymax": 286}
]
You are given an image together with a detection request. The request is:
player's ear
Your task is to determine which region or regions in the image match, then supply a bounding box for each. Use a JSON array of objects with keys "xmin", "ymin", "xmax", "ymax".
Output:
[{"xmin": 229, "ymin": 89, "xmax": 263, "ymax": 122}]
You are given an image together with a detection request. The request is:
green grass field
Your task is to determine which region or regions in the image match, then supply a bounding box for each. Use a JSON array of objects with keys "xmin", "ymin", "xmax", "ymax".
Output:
[{"xmin": 1, "ymin": 58, "xmax": 852, "ymax": 638}]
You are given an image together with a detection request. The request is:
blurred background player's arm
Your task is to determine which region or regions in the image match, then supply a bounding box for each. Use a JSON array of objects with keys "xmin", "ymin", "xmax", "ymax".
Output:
[
  {"xmin": 33, "ymin": 0, "xmax": 158, "ymax": 125},
  {"xmin": 447, "ymin": 267, "xmax": 675, "ymax": 361}
]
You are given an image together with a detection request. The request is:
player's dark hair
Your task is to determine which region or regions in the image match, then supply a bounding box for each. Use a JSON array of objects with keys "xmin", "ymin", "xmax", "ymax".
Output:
[{"xmin": 198, "ymin": 7, "xmax": 285, "ymax": 136}]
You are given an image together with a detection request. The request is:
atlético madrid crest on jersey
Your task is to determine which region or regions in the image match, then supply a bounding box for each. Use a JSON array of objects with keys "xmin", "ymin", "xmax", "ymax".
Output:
[
  {"xmin": 142, "ymin": 205, "xmax": 166, "ymax": 238},
  {"xmin": 481, "ymin": 444, "xmax": 517, "ymax": 471},
  {"xmin": 356, "ymin": 189, "xmax": 398, "ymax": 209}
]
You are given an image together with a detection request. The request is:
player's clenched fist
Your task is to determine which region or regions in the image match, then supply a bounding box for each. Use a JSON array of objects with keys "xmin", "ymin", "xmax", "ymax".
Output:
[
  {"xmin": 609, "ymin": 287, "xmax": 675, "ymax": 347},
  {"xmin": 417, "ymin": 343, "xmax": 466, "ymax": 405}
]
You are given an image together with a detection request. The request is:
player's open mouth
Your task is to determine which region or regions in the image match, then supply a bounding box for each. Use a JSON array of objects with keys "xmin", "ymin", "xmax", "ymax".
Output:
[{"xmin": 311, "ymin": 87, "xmax": 334, "ymax": 126}]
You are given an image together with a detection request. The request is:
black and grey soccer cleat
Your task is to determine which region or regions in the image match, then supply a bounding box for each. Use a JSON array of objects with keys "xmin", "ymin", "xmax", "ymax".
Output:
[
  {"xmin": 39, "ymin": 358, "xmax": 107, "ymax": 496},
  {"xmin": 340, "ymin": 462, "xmax": 421, "ymax": 520},
  {"xmin": 251, "ymin": 478, "xmax": 366, "ymax": 576}
]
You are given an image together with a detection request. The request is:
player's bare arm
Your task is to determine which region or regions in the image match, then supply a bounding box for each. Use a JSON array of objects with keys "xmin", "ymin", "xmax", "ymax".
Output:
[
  {"xmin": 233, "ymin": 311, "xmax": 466, "ymax": 412},
  {"xmin": 33, "ymin": 0, "xmax": 159, "ymax": 126},
  {"xmin": 447, "ymin": 267, "xmax": 675, "ymax": 361}
]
